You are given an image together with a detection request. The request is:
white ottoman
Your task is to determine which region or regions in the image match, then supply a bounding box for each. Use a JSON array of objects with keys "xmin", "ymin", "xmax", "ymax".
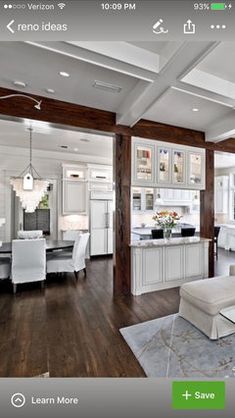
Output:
[{"xmin": 179, "ymin": 275, "xmax": 235, "ymax": 340}]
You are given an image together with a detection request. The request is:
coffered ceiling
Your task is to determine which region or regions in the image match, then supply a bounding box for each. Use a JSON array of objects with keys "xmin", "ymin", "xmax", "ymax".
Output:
[{"xmin": 0, "ymin": 40, "xmax": 235, "ymax": 143}]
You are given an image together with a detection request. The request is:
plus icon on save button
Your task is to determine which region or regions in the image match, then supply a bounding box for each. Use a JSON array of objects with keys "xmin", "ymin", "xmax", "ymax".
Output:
[{"xmin": 182, "ymin": 390, "xmax": 192, "ymax": 401}]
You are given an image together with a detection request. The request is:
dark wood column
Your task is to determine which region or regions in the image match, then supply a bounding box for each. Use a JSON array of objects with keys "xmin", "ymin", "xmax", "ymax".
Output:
[
  {"xmin": 200, "ymin": 149, "xmax": 214, "ymax": 277},
  {"xmin": 113, "ymin": 134, "xmax": 131, "ymax": 295}
]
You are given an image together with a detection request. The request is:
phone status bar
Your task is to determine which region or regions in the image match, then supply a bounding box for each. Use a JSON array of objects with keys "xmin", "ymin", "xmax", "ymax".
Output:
[{"xmin": 0, "ymin": 1, "xmax": 234, "ymax": 40}]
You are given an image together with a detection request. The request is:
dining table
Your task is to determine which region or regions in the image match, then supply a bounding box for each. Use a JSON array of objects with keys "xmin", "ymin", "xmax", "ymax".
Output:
[{"xmin": 0, "ymin": 240, "xmax": 74, "ymax": 254}]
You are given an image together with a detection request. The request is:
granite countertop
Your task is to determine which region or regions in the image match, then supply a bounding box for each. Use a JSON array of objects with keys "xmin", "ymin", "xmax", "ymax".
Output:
[
  {"xmin": 61, "ymin": 229, "xmax": 88, "ymax": 232},
  {"xmin": 132, "ymin": 225, "xmax": 199, "ymax": 236},
  {"xmin": 132, "ymin": 228, "xmax": 180, "ymax": 236},
  {"xmin": 130, "ymin": 237, "xmax": 211, "ymax": 248}
]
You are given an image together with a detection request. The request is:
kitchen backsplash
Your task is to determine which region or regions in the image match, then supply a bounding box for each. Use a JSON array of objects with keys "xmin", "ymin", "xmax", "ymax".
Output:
[
  {"xmin": 59, "ymin": 215, "xmax": 89, "ymax": 231},
  {"xmin": 132, "ymin": 207, "xmax": 200, "ymax": 230}
]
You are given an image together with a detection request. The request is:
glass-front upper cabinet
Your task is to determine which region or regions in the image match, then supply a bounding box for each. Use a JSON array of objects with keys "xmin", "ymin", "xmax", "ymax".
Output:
[
  {"xmin": 132, "ymin": 141, "xmax": 155, "ymax": 186},
  {"xmin": 132, "ymin": 188, "xmax": 154, "ymax": 211},
  {"xmin": 172, "ymin": 150, "xmax": 186, "ymax": 185},
  {"xmin": 132, "ymin": 188, "xmax": 142, "ymax": 211},
  {"xmin": 145, "ymin": 188, "xmax": 154, "ymax": 210},
  {"xmin": 188, "ymin": 152, "xmax": 204, "ymax": 187},
  {"xmin": 132, "ymin": 137, "xmax": 205, "ymax": 190},
  {"xmin": 158, "ymin": 147, "xmax": 171, "ymax": 184}
]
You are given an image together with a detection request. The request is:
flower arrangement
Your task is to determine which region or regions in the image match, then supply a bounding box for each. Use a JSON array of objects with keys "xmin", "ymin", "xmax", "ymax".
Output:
[{"xmin": 152, "ymin": 210, "xmax": 181, "ymax": 230}]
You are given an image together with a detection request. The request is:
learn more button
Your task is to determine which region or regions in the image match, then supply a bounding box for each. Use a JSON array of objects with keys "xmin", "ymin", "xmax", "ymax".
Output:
[{"xmin": 172, "ymin": 381, "xmax": 225, "ymax": 410}]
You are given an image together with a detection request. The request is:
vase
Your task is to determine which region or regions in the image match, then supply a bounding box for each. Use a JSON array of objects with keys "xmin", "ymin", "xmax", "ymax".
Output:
[{"xmin": 163, "ymin": 228, "xmax": 172, "ymax": 239}]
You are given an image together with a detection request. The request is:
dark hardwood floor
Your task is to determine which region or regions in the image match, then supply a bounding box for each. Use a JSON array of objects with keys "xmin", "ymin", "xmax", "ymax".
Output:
[{"xmin": 0, "ymin": 257, "xmax": 180, "ymax": 377}]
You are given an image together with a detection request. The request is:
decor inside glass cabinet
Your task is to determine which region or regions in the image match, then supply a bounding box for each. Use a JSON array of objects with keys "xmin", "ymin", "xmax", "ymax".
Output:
[
  {"xmin": 189, "ymin": 153, "xmax": 202, "ymax": 185},
  {"xmin": 159, "ymin": 148, "xmax": 170, "ymax": 183},
  {"xmin": 173, "ymin": 151, "xmax": 185, "ymax": 184},
  {"xmin": 136, "ymin": 146, "xmax": 152, "ymax": 181}
]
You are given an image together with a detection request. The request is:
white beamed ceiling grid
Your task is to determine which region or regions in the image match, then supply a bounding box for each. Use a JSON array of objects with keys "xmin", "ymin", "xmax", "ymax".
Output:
[{"xmin": 0, "ymin": 41, "xmax": 235, "ymax": 142}]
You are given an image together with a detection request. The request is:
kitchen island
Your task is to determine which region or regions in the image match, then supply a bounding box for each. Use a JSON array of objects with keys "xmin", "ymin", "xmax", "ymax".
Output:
[{"xmin": 130, "ymin": 237, "xmax": 210, "ymax": 295}]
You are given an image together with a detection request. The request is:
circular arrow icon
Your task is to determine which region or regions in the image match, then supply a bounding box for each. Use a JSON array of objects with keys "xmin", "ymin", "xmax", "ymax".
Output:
[{"xmin": 11, "ymin": 393, "xmax": 26, "ymax": 408}]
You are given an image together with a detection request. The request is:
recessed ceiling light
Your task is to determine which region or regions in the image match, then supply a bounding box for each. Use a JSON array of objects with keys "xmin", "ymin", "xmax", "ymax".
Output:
[
  {"xmin": 13, "ymin": 80, "xmax": 27, "ymax": 88},
  {"xmin": 59, "ymin": 145, "xmax": 68, "ymax": 149},
  {"xmin": 59, "ymin": 71, "xmax": 70, "ymax": 78},
  {"xmin": 93, "ymin": 80, "xmax": 122, "ymax": 93},
  {"xmin": 192, "ymin": 108, "xmax": 199, "ymax": 112},
  {"xmin": 74, "ymin": 148, "xmax": 79, "ymax": 152},
  {"xmin": 46, "ymin": 88, "xmax": 55, "ymax": 94}
]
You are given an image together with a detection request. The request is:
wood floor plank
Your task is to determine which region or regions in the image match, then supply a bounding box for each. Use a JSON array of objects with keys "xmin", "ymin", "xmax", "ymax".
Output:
[{"xmin": 0, "ymin": 257, "xmax": 180, "ymax": 377}]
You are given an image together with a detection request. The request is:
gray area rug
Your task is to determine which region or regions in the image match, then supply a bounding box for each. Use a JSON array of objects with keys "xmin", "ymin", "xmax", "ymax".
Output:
[{"xmin": 120, "ymin": 314, "xmax": 235, "ymax": 378}]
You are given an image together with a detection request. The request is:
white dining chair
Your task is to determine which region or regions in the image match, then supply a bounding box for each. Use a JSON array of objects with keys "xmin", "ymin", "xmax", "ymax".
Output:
[
  {"xmin": 0, "ymin": 258, "xmax": 11, "ymax": 280},
  {"xmin": 46, "ymin": 233, "xmax": 90, "ymax": 279},
  {"xmin": 12, "ymin": 239, "xmax": 46, "ymax": 294},
  {"xmin": 17, "ymin": 230, "xmax": 43, "ymax": 239}
]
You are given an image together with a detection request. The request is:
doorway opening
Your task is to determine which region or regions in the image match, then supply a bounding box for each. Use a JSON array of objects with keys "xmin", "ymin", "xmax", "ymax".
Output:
[
  {"xmin": 214, "ymin": 151, "xmax": 235, "ymax": 276},
  {"xmin": 0, "ymin": 116, "xmax": 114, "ymax": 283}
]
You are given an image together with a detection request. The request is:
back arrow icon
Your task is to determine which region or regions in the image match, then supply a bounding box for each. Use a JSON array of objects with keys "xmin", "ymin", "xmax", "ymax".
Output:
[{"xmin": 7, "ymin": 20, "xmax": 15, "ymax": 34}]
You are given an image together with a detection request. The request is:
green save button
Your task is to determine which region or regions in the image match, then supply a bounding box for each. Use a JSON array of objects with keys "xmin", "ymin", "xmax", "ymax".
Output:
[{"xmin": 172, "ymin": 381, "xmax": 225, "ymax": 410}]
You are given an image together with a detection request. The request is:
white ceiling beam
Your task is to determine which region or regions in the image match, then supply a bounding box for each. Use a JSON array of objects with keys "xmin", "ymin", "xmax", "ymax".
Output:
[
  {"xmin": 173, "ymin": 82, "xmax": 235, "ymax": 109},
  {"xmin": 25, "ymin": 41, "xmax": 157, "ymax": 82},
  {"xmin": 67, "ymin": 41, "xmax": 160, "ymax": 74},
  {"xmin": 205, "ymin": 110, "xmax": 235, "ymax": 142},
  {"xmin": 181, "ymin": 68, "xmax": 235, "ymax": 101},
  {"xmin": 116, "ymin": 41, "xmax": 220, "ymax": 126}
]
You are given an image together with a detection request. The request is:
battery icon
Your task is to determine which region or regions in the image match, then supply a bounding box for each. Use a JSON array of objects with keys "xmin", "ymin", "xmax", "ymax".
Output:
[{"xmin": 210, "ymin": 3, "xmax": 226, "ymax": 10}]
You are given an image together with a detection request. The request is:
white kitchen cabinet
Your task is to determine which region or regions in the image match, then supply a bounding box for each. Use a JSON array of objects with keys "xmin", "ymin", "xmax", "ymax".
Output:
[
  {"xmin": 187, "ymin": 151, "xmax": 205, "ymax": 190},
  {"xmin": 131, "ymin": 239, "xmax": 209, "ymax": 295},
  {"xmin": 132, "ymin": 137, "xmax": 205, "ymax": 190},
  {"xmin": 88, "ymin": 164, "xmax": 113, "ymax": 192},
  {"xmin": 63, "ymin": 164, "xmax": 87, "ymax": 181},
  {"xmin": 142, "ymin": 247, "xmax": 163, "ymax": 287},
  {"xmin": 172, "ymin": 149, "xmax": 186, "ymax": 186},
  {"xmin": 156, "ymin": 188, "xmax": 193, "ymax": 207},
  {"xmin": 185, "ymin": 244, "xmax": 202, "ymax": 278},
  {"xmin": 132, "ymin": 140, "xmax": 155, "ymax": 186},
  {"xmin": 215, "ymin": 176, "xmax": 229, "ymax": 214},
  {"xmin": 132, "ymin": 187, "xmax": 155, "ymax": 212},
  {"xmin": 90, "ymin": 200, "xmax": 113, "ymax": 256},
  {"xmin": 165, "ymin": 246, "xmax": 184, "ymax": 282},
  {"xmin": 157, "ymin": 146, "xmax": 171, "ymax": 185},
  {"xmin": 62, "ymin": 164, "xmax": 88, "ymax": 215},
  {"xmin": 63, "ymin": 181, "xmax": 87, "ymax": 214},
  {"xmin": 88, "ymin": 164, "xmax": 112, "ymax": 182}
]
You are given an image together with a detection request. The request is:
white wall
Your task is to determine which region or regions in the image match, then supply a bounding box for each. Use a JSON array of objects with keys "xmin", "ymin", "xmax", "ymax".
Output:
[{"xmin": 0, "ymin": 145, "xmax": 112, "ymax": 241}]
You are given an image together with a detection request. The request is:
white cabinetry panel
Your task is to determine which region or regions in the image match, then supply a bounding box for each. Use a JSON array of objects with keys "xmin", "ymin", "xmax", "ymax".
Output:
[
  {"xmin": 165, "ymin": 246, "xmax": 184, "ymax": 282},
  {"xmin": 142, "ymin": 248, "xmax": 163, "ymax": 286},
  {"xmin": 90, "ymin": 200, "xmax": 113, "ymax": 256},
  {"xmin": 131, "ymin": 240, "xmax": 209, "ymax": 295},
  {"xmin": 91, "ymin": 229, "xmax": 107, "ymax": 255},
  {"xmin": 185, "ymin": 244, "xmax": 202, "ymax": 278},
  {"xmin": 63, "ymin": 181, "xmax": 87, "ymax": 214}
]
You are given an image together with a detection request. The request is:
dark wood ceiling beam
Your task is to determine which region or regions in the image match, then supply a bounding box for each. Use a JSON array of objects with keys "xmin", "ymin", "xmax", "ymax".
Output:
[{"xmin": 0, "ymin": 87, "xmax": 116, "ymax": 133}]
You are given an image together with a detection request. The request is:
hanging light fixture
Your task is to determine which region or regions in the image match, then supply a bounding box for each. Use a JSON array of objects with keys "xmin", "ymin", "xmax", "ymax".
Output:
[
  {"xmin": 10, "ymin": 128, "xmax": 49, "ymax": 213},
  {"xmin": 0, "ymin": 94, "xmax": 42, "ymax": 110}
]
